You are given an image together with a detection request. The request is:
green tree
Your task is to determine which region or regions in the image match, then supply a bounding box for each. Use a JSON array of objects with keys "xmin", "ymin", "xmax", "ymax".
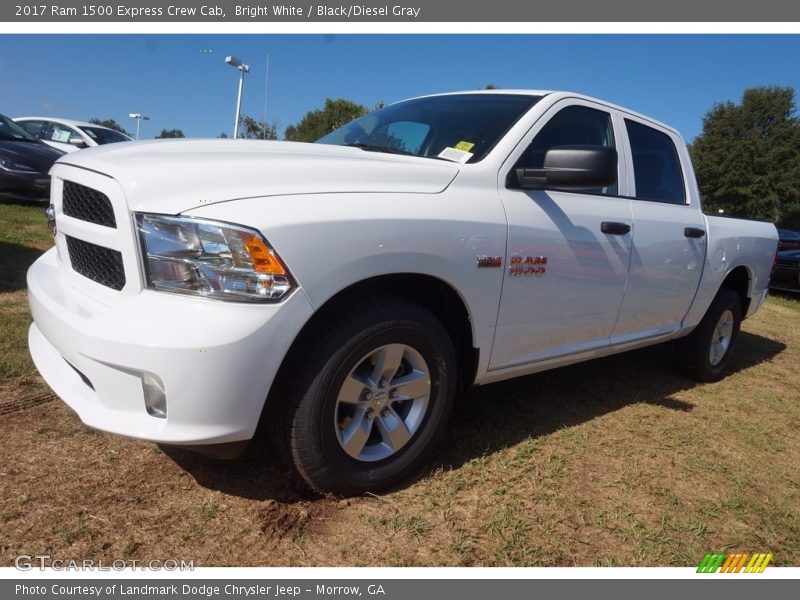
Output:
[
  {"xmin": 89, "ymin": 118, "xmax": 131, "ymax": 137},
  {"xmin": 690, "ymin": 86, "xmax": 800, "ymax": 225},
  {"xmin": 237, "ymin": 115, "xmax": 278, "ymax": 140},
  {"xmin": 155, "ymin": 128, "xmax": 185, "ymax": 138},
  {"xmin": 284, "ymin": 98, "xmax": 368, "ymax": 142}
]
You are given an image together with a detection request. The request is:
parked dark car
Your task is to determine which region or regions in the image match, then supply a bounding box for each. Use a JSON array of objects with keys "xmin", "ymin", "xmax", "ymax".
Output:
[
  {"xmin": 0, "ymin": 113, "xmax": 63, "ymax": 202},
  {"xmin": 777, "ymin": 228, "xmax": 800, "ymax": 251},
  {"xmin": 770, "ymin": 249, "xmax": 800, "ymax": 293}
]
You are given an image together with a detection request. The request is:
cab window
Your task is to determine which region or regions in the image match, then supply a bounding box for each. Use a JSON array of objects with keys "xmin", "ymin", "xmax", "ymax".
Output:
[
  {"xmin": 625, "ymin": 119, "xmax": 686, "ymax": 204},
  {"xmin": 47, "ymin": 123, "xmax": 81, "ymax": 144},
  {"xmin": 514, "ymin": 105, "xmax": 617, "ymax": 196},
  {"xmin": 18, "ymin": 120, "xmax": 47, "ymax": 138}
]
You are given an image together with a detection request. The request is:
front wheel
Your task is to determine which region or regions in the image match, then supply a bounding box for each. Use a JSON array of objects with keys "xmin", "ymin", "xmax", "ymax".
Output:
[
  {"xmin": 274, "ymin": 297, "xmax": 457, "ymax": 496},
  {"xmin": 676, "ymin": 288, "xmax": 742, "ymax": 382}
]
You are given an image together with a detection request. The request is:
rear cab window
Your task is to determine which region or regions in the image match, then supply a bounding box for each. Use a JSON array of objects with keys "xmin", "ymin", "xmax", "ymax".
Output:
[{"xmin": 625, "ymin": 119, "xmax": 686, "ymax": 205}]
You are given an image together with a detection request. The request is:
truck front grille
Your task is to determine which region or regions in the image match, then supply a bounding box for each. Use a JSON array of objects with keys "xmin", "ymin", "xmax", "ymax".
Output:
[
  {"xmin": 65, "ymin": 236, "xmax": 126, "ymax": 290},
  {"xmin": 62, "ymin": 181, "xmax": 117, "ymax": 228}
]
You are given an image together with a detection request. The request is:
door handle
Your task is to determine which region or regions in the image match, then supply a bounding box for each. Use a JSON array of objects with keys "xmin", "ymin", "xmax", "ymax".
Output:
[
  {"xmin": 684, "ymin": 227, "xmax": 706, "ymax": 238},
  {"xmin": 601, "ymin": 221, "xmax": 631, "ymax": 235}
]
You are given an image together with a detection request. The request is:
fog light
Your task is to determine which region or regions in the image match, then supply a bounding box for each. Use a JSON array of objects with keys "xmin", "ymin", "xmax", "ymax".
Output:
[{"xmin": 142, "ymin": 372, "xmax": 167, "ymax": 419}]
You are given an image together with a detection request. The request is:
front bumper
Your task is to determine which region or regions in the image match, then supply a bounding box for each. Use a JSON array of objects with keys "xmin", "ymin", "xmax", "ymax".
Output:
[{"xmin": 28, "ymin": 247, "xmax": 314, "ymax": 446}]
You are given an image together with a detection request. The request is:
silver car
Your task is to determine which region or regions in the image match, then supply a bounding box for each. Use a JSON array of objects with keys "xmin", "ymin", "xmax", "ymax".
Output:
[{"xmin": 14, "ymin": 117, "xmax": 132, "ymax": 153}]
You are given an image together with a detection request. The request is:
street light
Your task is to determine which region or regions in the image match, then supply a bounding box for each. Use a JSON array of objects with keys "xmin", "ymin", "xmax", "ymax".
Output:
[
  {"xmin": 225, "ymin": 55, "xmax": 250, "ymax": 139},
  {"xmin": 129, "ymin": 113, "xmax": 149, "ymax": 140}
]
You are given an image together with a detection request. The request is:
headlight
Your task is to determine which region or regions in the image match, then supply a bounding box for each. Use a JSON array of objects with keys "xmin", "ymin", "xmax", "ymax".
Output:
[
  {"xmin": 136, "ymin": 213, "xmax": 295, "ymax": 303},
  {"xmin": 0, "ymin": 158, "xmax": 38, "ymax": 173}
]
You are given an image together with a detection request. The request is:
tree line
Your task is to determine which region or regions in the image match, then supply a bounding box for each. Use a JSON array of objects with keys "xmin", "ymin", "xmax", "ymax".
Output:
[
  {"xmin": 689, "ymin": 86, "xmax": 800, "ymax": 229},
  {"xmin": 90, "ymin": 98, "xmax": 368, "ymax": 142},
  {"xmin": 90, "ymin": 86, "xmax": 800, "ymax": 228},
  {"xmin": 87, "ymin": 119, "xmax": 187, "ymax": 139}
]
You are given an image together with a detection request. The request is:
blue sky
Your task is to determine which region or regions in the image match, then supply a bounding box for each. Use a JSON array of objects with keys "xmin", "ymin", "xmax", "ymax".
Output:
[{"xmin": 1, "ymin": 34, "xmax": 798, "ymax": 141}]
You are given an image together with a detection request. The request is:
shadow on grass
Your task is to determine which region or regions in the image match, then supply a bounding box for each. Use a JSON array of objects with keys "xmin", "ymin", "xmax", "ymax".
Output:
[
  {"xmin": 0, "ymin": 241, "xmax": 45, "ymax": 292},
  {"xmin": 164, "ymin": 331, "xmax": 785, "ymax": 501},
  {"xmin": 161, "ymin": 440, "xmax": 312, "ymax": 503},
  {"xmin": 435, "ymin": 331, "xmax": 785, "ymax": 472}
]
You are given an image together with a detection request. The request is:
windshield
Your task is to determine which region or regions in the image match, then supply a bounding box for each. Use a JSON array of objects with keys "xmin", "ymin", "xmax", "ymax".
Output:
[
  {"xmin": 79, "ymin": 126, "xmax": 131, "ymax": 144},
  {"xmin": 317, "ymin": 93, "xmax": 541, "ymax": 163},
  {"xmin": 0, "ymin": 114, "xmax": 38, "ymax": 142}
]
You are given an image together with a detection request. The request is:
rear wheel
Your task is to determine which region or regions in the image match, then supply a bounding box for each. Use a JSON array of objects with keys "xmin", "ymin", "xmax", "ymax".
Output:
[
  {"xmin": 676, "ymin": 288, "xmax": 742, "ymax": 382},
  {"xmin": 274, "ymin": 297, "xmax": 457, "ymax": 496}
]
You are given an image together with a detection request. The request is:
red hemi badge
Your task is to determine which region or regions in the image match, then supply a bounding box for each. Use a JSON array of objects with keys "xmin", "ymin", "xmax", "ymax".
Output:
[
  {"xmin": 509, "ymin": 256, "xmax": 548, "ymax": 277},
  {"xmin": 476, "ymin": 255, "xmax": 503, "ymax": 268}
]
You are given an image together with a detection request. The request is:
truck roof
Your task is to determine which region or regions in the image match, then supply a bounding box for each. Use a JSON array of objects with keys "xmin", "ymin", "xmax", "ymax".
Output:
[{"xmin": 406, "ymin": 89, "xmax": 683, "ymax": 140}]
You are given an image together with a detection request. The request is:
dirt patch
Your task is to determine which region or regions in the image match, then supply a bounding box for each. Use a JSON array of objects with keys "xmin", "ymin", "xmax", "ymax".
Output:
[
  {"xmin": 259, "ymin": 499, "xmax": 335, "ymax": 541},
  {"xmin": 0, "ymin": 378, "xmax": 53, "ymax": 415}
]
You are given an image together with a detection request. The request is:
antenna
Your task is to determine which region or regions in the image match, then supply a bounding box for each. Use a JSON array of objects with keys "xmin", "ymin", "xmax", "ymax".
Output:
[{"xmin": 263, "ymin": 54, "xmax": 270, "ymax": 139}]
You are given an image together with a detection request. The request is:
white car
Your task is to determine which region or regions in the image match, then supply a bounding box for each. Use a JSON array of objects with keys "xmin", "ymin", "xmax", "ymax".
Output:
[
  {"xmin": 27, "ymin": 90, "xmax": 778, "ymax": 496},
  {"xmin": 14, "ymin": 117, "xmax": 132, "ymax": 153}
]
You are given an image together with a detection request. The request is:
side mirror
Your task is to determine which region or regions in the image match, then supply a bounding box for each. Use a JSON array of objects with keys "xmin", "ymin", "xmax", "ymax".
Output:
[
  {"xmin": 68, "ymin": 136, "xmax": 87, "ymax": 148},
  {"xmin": 515, "ymin": 145, "xmax": 617, "ymax": 190}
]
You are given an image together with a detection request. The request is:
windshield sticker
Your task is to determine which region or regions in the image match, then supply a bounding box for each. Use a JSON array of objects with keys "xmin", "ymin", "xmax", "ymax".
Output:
[
  {"xmin": 83, "ymin": 129, "xmax": 98, "ymax": 139},
  {"xmin": 454, "ymin": 141, "xmax": 475, "ymax": 152},
  {"xmin": 438, "ymin": 147, "xmax": 474, "ymax": 163},
  {"xmin": 51, "ymin": 130, "xmax": 71, "ymax": 143}
]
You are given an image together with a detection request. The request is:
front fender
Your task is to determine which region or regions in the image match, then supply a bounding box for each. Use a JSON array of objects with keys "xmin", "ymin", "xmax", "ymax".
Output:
[{"xmin": 184, "ymin": 191, "xmax": 508, "ymax": 377}]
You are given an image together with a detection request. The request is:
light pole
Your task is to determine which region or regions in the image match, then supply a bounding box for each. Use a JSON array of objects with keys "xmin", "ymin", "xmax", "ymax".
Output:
[
  {"xmin": 225, "ymin": 55, "xmax": 250, "ymax": 139},
  {"xmin": 129, "ymin": 113, "xmax": 149, "ymax": 140}
]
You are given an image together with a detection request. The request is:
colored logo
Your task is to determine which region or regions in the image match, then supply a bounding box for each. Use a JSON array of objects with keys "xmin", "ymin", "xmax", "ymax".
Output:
[
  {"xmin": 508, "ymin": 255, "xmax": 548, "ymax": 277},
  {"xmin": 697, "ymin": 552, "xmax": 772, "ymax": 573},
  {"xmin": 476, "ymin": 255, "xmax": 502, "ymax": 268}
]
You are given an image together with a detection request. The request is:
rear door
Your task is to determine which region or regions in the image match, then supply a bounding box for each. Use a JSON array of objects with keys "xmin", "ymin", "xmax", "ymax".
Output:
[
  {"xmin": 610, "ymin": 117, "xmax": 706, "ymax": 342},
  {"xmin": 490, "ymin": 99, "xmax": 633, "ymax": 369}
]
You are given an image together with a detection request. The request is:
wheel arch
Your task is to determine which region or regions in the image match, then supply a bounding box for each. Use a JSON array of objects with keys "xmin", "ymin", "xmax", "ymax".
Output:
[
  {"xmin": 720, "ymin": 265, "xmax": 752, "ymax": 318},
  {"xmin": 269, "ymin": 273, "xmax": 479, "ymax": 408}
]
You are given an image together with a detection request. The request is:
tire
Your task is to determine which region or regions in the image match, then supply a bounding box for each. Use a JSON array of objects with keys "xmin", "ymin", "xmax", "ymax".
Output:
[
  {"xmin": 676, "ymin": 288, "xmax": 742, "ymax": 382},
  {"xmin": 273, "ymin": 297, "xmax": 458, "ymax": 496}
]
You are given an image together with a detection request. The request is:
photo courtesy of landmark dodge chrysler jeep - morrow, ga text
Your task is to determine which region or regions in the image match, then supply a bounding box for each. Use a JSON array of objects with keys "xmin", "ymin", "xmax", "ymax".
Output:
[{"xmin": 27, "ymin": 91, "xmax": 778, "ymax": 495}]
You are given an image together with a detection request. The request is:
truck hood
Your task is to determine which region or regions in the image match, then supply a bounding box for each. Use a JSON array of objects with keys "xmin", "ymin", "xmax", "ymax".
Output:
[{"xmin": 56, "ymin": 139, "xmax": 460, "ymax": 213}]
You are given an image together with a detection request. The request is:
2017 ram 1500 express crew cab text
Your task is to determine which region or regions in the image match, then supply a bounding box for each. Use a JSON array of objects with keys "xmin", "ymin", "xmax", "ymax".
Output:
[{"xmin": 27, "ymin": 91, "xmax": 778, "ymax": 495}]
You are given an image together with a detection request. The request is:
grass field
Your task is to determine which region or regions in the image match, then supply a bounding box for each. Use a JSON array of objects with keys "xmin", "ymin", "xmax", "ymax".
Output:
[{"xmin": 1, "ymin": 201, "xmax": 798, "ymax": 567}]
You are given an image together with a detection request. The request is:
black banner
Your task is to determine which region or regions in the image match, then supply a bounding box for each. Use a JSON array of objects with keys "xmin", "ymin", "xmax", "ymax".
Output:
[
  {"xmin": 4, "ymin": 579, "xmax": 798, "ymax": 600},
  {"xmin": 3, "ymin": 0, "xmax": 800, "ymax": 22}
]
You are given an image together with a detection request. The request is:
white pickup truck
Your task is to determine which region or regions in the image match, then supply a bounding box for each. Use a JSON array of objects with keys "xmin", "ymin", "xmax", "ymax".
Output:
[{"xmin": 28, "ymin": 91, "xmax": 778, "ymax": 495}]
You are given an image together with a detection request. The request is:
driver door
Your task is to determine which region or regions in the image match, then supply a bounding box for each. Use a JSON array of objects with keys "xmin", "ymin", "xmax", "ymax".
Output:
[{"xmin": 490, "ymin": 100, "xmax": 633, "ymax": 369}]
